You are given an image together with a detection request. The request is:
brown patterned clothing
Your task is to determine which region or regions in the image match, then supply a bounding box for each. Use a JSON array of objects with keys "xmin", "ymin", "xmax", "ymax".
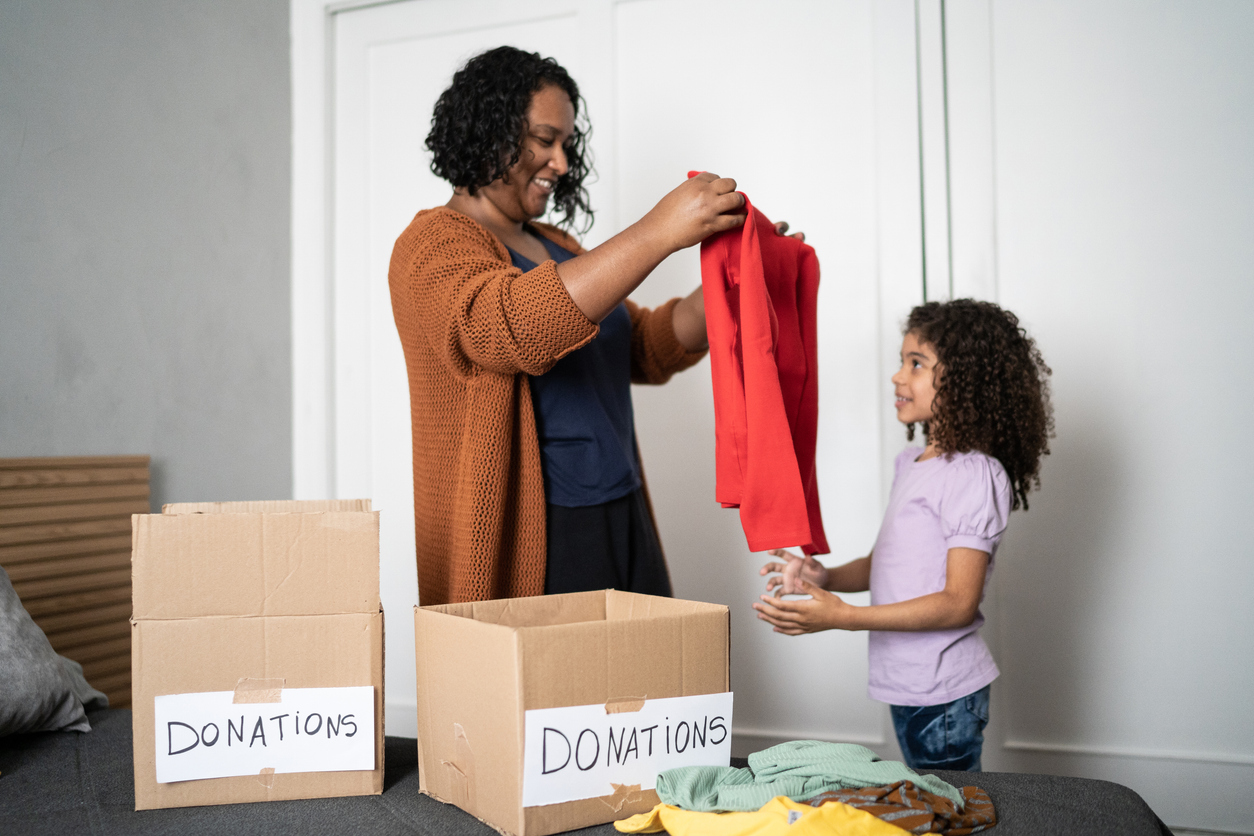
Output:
[
  {"xmin": 388, "ymin": 207, "xmax": 706, "ymax": 605},
  {"xmin": 806, "ymin": 782, "xmax": 997, "ymax": 834}
]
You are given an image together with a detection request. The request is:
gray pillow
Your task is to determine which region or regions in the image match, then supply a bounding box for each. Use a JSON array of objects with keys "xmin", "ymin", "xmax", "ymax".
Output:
[{"xmin": 1, "ymin": 566, "xmax": 109, "ymax": 736}]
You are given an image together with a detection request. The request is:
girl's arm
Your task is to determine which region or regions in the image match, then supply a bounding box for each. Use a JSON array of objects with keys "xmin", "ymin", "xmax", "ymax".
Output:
[
  {"xmin": 753, "ymin": 547, "xmax": 989, "ymax": 635},
  {"xmin": 824, "ymin": 554, "xmax": 871, "ymax": 593}
]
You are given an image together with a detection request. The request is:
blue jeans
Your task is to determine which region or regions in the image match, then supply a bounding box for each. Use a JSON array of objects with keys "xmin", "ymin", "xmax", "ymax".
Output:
[{"xmin": 890, "ymin": 685, "xmax": 990, "ymax": 772}]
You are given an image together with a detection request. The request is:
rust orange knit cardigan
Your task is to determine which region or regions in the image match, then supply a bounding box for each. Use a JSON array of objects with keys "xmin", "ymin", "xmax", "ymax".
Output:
[{"xmin": 388, "ymin": 207, "xmax": 706, "ymax": 605}]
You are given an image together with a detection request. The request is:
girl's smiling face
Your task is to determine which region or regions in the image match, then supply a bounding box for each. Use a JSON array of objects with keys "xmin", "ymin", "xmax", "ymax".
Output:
[{"xmin": 892, "ymin": 331, "xmax": 940, "ymax": 425}]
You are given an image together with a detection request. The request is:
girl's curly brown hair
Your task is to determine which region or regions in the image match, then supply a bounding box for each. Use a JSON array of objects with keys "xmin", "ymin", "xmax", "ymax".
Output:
[{"xmin": 905, "ymin": 299, "xmax": 1054, "ymax": 510}]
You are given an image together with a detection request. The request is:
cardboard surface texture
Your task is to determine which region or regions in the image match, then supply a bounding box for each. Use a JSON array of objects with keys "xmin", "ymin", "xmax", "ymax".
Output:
[
  {"xmin": 131, "ymin": 499, "xmax": 384, "ymax": 810},
  {"xmin": 414, "ymin": 590, "xmax": 731, "ymax": 836}
]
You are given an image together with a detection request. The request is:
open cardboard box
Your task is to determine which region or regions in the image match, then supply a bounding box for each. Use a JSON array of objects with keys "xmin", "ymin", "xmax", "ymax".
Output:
[
  {"xmin": 414, "ymin": 590, "xmax": 731, "ymax": 836},
  {"xmin": 130, "ymin": 499, "xmax": 384, "ymax": 810}
]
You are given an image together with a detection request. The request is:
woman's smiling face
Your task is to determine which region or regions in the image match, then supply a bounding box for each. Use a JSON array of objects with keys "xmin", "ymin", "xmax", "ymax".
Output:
[
  {"xmin": 892, "ymin": 331, "xmax": 940, "ymax": 425},
  {"xmin": 480, "ymin": 84, "xmax": 576, "ymax": 222}
]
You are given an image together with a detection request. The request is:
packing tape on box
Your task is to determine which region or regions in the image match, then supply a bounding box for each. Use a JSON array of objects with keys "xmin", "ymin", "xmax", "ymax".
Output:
[
  {"xmin": 599, "ymin": 782, "xmax": 647, "ymax": 813},
  {"xmin": 604, "ymin": 696, "xmax": 647, "ymax": 714},
  {"xmin": 233, "ymin": 677, "xmax": 286, "ymax": 704}
]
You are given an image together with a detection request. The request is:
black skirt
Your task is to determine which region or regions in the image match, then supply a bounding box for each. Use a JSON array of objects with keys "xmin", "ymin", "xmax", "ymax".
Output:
[{"xmin": 543, "ymin": 487, "xmax": 672, "ymax": 597}]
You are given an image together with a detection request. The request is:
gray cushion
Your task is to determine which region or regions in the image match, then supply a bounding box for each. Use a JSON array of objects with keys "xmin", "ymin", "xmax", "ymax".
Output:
[{"xmin": 0, "ymin": 567, "xmax": 108, "ymax": 737}]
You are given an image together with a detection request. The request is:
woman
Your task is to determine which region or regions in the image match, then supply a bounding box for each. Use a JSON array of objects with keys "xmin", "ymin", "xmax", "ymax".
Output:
[{"xmin": 389, "ymin": 46, "xmax": 754, "ymax": 606}]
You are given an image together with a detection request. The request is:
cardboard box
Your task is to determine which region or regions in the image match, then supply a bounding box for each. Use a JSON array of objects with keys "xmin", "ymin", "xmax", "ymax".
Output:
[
  {"xmin": 414, "ymin": 590, "xmax": 731, "ymax": 836},
  {"xmin": 131, "ymin": 499, "xmax": 384, "ymax": 810}
]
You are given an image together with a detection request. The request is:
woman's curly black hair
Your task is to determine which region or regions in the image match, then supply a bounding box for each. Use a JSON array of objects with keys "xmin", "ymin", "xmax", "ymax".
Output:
[
  {"xmin": 425, "ymin": 46, "xmax": 593, "ymax": 232},
  {"xmin": 905, "ymin": 299, "xmax": 1055, "ymax": 510}
]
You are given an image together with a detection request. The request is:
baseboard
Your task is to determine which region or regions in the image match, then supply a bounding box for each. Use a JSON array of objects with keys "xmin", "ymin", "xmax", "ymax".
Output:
[
  {"xmin": 1003, "ymin": 739, "xmax": 1254, "ymax": 767},
  {"xmin": 990, "ymin": 745, "xmax": 1254, "ymax": 834},
  {"xmin": 384, "ymin": 699, "xmax": 418, "ymax": 739}
]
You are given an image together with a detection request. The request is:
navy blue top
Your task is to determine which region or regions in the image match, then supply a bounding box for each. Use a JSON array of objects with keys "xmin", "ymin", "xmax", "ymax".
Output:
[{"xmin": 507, "ymin": 232, "xmax": 641, "ymax": 508}]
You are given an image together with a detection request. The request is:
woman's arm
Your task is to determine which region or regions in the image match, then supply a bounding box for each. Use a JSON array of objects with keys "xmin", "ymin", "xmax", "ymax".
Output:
[
  {"xmin": 557, "ymin": 173, "xmax": 743, "ymax": 323},
  {"xmin": 391, "ymin": 212, "xmax": 600, "ymax": 378},
  {"xmin": 670, "ymin": 285, "xmax": 707, "ymax": 352},
  {"xmin": 625, "ymin": 298, "xmax": 706, "ymax": 385},
  {"xmin": 753, "ymin": 547, "xmax": 989, "ymax": 635}
]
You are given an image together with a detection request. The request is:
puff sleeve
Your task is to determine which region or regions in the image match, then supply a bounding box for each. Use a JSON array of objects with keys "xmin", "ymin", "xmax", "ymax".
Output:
[{"xmin": 938, "ymin": 453, "xmax": 1012, "ymax": 554}]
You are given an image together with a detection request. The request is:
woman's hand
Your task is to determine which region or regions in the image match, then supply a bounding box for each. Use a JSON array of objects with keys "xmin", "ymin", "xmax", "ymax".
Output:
[
  {"xmin": 774, "ymin": 221, "xmax": 806, "ymax": 242},
  {"xmin": 752, "ymin": 577, "xmax": 857, "ymax": 634},
  {"xmin": 760, "ymin": 548, "xmax": 827, "ymax": 595},
  {"xmin": 641, "ymin": 172, "xmax": 745, "ymax": 253}
]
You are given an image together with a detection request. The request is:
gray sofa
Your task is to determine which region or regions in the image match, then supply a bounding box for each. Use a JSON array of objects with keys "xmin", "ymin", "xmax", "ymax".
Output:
[{"xmin": 0, "ymin": 708, "xmax": 1171, "ymax": 836}]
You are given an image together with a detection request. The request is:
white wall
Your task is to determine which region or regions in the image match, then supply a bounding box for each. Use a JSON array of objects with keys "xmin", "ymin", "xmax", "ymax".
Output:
[{"xmin": 941, "ymin": 1, "xmax": 1254, "ymax": 831}]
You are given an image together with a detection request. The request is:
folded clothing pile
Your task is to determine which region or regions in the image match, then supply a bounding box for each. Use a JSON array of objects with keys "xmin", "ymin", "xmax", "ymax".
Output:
[{"xmin": 617, "ymin": 741, "xmax": 996, "ymax": 835}]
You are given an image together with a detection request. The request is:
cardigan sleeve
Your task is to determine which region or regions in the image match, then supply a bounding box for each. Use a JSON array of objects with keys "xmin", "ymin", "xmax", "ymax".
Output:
[
  {"xmin": 625, "ymin": 297, "xmax": 709, "ymax": 385},
  {"xmin": 389, "ymin": 209, "xmax": 598, "ymax": 379}
]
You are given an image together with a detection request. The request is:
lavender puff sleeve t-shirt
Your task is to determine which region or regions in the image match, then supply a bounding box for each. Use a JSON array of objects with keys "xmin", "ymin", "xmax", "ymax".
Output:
[{"xmin": 867, "ymin": 447, "xmax": 1011, "ymax": 706}]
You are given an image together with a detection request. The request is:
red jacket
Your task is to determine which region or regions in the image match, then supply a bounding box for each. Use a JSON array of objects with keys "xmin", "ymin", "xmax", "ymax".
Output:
[{"xmin": 698, "ymin": 191, "xmax": 829, "ymax": 555}]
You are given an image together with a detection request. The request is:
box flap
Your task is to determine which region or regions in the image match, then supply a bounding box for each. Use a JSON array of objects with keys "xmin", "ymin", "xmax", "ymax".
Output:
[
  {"xmin": 132, "ymin": 511, "xmax": 379, "ymax": 618},
  {"xmin": 427, "ymin": 590, "xmax": 606, "ymax": 628},
  {"xmin": 162, "ymin": 499, "xmax": 372, "ymax": 514},
  {"xmin": 516, "ymin": 608, "xmax": 729, "ymax": 712},
  {"xmin": 603, "ymin": 589, "xmax": 727, "ymax": 620}
]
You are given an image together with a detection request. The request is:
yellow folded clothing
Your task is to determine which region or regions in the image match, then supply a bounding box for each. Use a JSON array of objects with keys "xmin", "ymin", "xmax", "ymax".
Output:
[{"xmin": 616, "ymin": 795, "xmax": 908, "ymax": 836}]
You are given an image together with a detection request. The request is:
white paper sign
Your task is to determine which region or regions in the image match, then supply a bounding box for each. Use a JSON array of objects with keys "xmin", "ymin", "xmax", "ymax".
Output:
[
  {"xmin": 522, "ymin": 692, "xmax": 733, "ymax": 807},
  {"xmin": 153, "ymin": 686, "xmax": 374, "ymax": 783}
]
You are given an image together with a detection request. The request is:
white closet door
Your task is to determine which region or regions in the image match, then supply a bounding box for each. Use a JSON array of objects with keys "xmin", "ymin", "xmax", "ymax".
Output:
[
  {"xmin": 331, "ymin": 0, "xmax": 917, "ymax": 747},
  {"xmin": 613, "ymin": 0, "xmax": 889, "ymax": 748}
]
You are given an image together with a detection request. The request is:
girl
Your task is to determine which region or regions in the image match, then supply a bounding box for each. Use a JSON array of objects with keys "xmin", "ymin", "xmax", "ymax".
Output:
[{"xmin": 753, "ymin": 299, "xmax": 1053, "ymax": 771}]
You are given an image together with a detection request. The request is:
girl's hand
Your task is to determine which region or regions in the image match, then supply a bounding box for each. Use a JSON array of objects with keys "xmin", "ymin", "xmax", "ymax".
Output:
[
  {"xmin": 642, "ymin": 172, "xmax": 745, "ymax": 253},
  {"xmin": 752, "ymin": 577, "xmax": 856, "ymax": 635},
  {"xmin": 760, "ymin": 548, "xmax": 827, "ymax": 595}
]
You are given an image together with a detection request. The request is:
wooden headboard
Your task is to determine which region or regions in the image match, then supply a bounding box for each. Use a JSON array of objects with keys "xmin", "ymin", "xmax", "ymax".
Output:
[{"xmin": 0, "ymin": 455, "xmax": 151, "ymax": 709}]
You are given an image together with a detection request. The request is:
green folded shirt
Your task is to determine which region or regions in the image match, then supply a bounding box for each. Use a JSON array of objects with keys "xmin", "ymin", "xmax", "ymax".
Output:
[{"xmin": 656, "ymin": 740, "xmax": 965, "ymax": 812}]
